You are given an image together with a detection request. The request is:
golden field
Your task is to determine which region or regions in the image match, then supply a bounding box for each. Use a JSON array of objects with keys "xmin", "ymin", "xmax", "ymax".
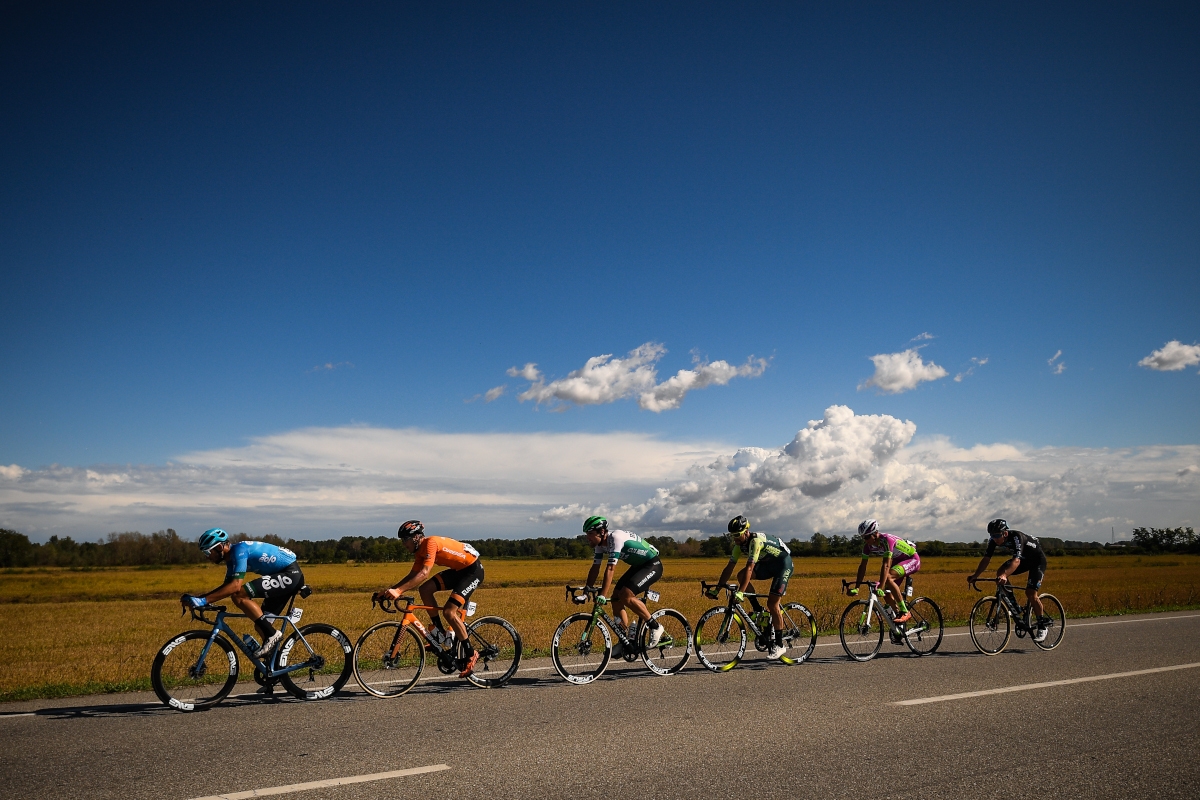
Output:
[{"xmin": 1, "ymin": 555, "xmax": 1198, "ymax": 700}]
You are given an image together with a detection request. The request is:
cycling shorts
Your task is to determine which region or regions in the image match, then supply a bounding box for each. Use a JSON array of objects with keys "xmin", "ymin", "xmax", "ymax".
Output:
[
  {"xmin": 890, "ymin": 553, "xmax": 921, "ymax": 578},
  {"xmin": 430, "ymin": 559, "xmax": 485, "ymax": 606},
  {"xmin": 1003, "ymin": 554, "xmax": 1046, "ymax": 590},
  {"xmin": 751, "ymin": 554, "xmax": 793, "ymax": 596},
  {"xmin": 616, "ymin": 557, "xmax": 663, "ymax": 595},
  {"xmin": 245, "ymin": 563, "xmax": 305, "ymax": 616}
]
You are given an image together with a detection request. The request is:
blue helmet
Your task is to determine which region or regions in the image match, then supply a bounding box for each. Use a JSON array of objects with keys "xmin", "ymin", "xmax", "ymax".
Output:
[{"xmin": 198, "ymin": 528, "xmax": 229, "ymax": 552}]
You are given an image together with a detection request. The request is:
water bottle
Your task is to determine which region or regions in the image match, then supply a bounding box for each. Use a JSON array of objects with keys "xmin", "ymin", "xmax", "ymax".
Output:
[
  {"xmin": 905, "ymin": 576, "xmax": 914, "ymax": 598},
  {"xmin": 242, "ymin": 633, "xmax": 258, "ymax": 651}
]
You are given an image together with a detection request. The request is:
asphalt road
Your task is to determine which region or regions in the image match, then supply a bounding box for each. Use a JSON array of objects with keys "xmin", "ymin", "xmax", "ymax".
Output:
[{"xmin": 2, "ymin": 610, "xmax": 1199, "ymax": 800}]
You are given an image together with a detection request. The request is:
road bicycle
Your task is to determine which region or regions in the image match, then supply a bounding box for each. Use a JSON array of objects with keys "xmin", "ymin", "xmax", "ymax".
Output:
[
  {"xmin": 968, "ymin": 577, "xmax": 1066, "ymax": 654},
  {"xmin": 693, "ymin": 581, "xmax": 817, "ymax": 671},
  {"xmin": 551, "ymin": 585, "xmax": 691, "ymax": 684},
  {"xmin": 352, "ymin": 595, "xmax": 522, "ymax": 696},
  {"xmin": 838, "ymin": 578, "xmax": 944, "ymax": 661},
  {"xmin": 151, "ymin": 585, "xmax": 353, "ymax": 711}
]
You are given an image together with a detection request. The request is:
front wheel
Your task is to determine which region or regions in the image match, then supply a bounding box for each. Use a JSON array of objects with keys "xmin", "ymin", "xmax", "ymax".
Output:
[
  {"xmin": 464, "ymin": 616, "xmax": 523, "ymax": 688},
  {"xmin": 151, "ymin": 630, "xmax": 239, "ymax": 711},
  {"xmin": 639, "ymin": 608, "xmax": 692, "ymax": 676},
  {"xmin": 278, "ymin": 623, "xmax": 353, "ymax": 700},
  {"xmin": 1032, "ymin": 594, "xmax": 1066, "ymax": 651},
  {"xmin": 693, "ymin": 606, "xmax": 747, "ymax": 672},
  {"xmin": 779, "ymin": 603, "xmax": 818, "ymax": 665},
  {"xmin": 839, "ymin": 600, "xmax": 884, "ymax": 662},
  {"xmin": 903, "ymin": 598, "xmax": 944, "ymax": 656},
  {"xmin": 969, "ymin": 596, "xmax": 1011, "ymax": 655},
  {"xmin": 352, "ymin": 621, "xmax": 425, "ymax": 698},
  {"xmin": 551, "ymin": 613, "xmax": 611, "ymax": 685}
]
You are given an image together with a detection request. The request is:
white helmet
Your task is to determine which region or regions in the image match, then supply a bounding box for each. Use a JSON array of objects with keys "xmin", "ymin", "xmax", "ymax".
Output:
[{"xmin": 858, "ymin": 519, "xmax": 880, "ymax": 537}]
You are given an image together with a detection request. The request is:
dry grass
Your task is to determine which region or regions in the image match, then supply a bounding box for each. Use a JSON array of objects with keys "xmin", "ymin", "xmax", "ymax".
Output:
[{"xmin": 1, "ymin": 555, "xmax": 1197, "ymax": 700}]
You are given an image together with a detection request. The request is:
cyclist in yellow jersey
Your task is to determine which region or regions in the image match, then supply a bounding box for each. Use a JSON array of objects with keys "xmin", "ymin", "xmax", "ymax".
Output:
[{"xmin": 709, "ymin": 515, "xmax": 793, "ymax": 660}]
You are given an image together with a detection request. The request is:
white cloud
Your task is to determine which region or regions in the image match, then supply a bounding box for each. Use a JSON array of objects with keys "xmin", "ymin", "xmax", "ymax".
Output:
[
  {"xmin": 1049, "ymin": 350, "xmax": 1066, "ymax": 375},
  {"xmin": 1139, "ymin": 340, "xmax": 1200, "ymax": 372},
  {"xmin": 953, "ymin": 356, "xmax": 988, "ymax": 383},
  {"xmin": 307, "ymin": 361, "xmax": 353, "ymax": 373},
  {"xmin": 911, "ymin": 332, "xmax": 935, "ymax": 342},
  {"xmin": 466, "ymin": 385, "xmax": 508, "ymax": 403},
  {"xmin": 859, "ymin": 349, "xmax": 948, "ymax": 394},
  {"xmin": 539, "ymin": 407, "xmax": 1200, "ymax": 540},
  {"xmin": 508, "ymin": 343, "xmax": 767, "ymax": 412},
  {"xmin": 0, "ymin": 465, "xmax": 26, "ymax": 480}
]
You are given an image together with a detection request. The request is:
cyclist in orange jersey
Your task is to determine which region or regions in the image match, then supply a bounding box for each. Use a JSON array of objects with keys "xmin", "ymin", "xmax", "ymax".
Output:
[{"xmin": 377, "ymin": 520, "xmax": 484, "ymax": 676}]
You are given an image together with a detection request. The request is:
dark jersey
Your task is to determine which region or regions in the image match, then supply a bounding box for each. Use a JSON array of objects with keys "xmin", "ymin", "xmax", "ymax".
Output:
[{"xmin": 986, "ymin": 530, "xmax": 1045, "ymax": 564}]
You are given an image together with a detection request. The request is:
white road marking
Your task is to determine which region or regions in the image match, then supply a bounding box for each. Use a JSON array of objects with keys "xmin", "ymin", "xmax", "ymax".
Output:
[
  {"xmin": 187, "ymin": 763, "xmax": 449, "ymax": 800},
  {"xmin": 0, "ymin": 712, "xmax": 36, "ymax": 718},
  {"xmin": 893, "ymin": 662, "xmax": 1200, "ymax": 706}
]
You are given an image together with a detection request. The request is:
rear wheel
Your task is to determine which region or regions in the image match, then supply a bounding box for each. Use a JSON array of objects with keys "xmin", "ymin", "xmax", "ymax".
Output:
[
  {"xmin": 151, "ymin": 630, "xmax": 238, "ymax": 711},
  {"xmin": 551, "ymin": 613, "xmax": 611, "ymax": 685},
  {"xmin": 464, "ymin": 616, "xmax": 522, "ymax": 688},
  {"xmin": 352, "ymin": 621, "xmax": 424, "ymax": 697},
  {"xmin": 279, "ymin": 624, "xmax": 353, "ymax": 700},
  {"xmin": 839, "ymin": 600, "xmax": 884, "ymax": 662},
  {"xmin": 969, "ymin": 597, "xmax": 1011, "ymax": 655},
  {"xmin": 778, "ymin": 603, "xmax": 818, "ymax": 665},
  {"xmin": 1032, "ymin": 594, "xmax": 1066, "ymax": 651},
  {"xmin": 693, "ymin": 607, "xmax": 747, "ymax": 672},
  {"xmin": 903, "ymin": 598, "xmax": 944, "ymax": 656},
  {"xmin": 639, "ymin": 608, "xmax": 692, "ymax": 675}
]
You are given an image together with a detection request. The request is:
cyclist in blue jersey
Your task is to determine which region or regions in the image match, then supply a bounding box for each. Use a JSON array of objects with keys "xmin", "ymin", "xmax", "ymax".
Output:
[{"xmin": 181, "ymin": 528, "xmax": 304, "ymax": 657}]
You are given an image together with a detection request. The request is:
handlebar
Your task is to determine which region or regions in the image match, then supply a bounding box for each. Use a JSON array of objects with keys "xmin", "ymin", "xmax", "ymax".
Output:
[
  {"xmin": 841, "ymin": 579, "xmax": 878, "ymax": 595},
  {"xmin": 699, "ymin": 580, "xmax": 738, "ymax": 596},
  {"xmin": 371, "ymin": 593, "xmax": 415, "ymax": 614},
  {"xmin": 566, "ymin": 584, "xmax": 598, "ymax": 605},
  {"xmin": 969, "ymin": 577, "xmax": 1003, "ymax": 593}
]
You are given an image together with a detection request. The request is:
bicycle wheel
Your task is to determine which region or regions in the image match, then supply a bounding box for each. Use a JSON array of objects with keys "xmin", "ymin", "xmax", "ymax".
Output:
[
  {"xmin": 968, "ymin": 596, "xmax": 1011, "ymax": 655},
  {"xmin": 464, "ymin": 616, "xmax": 523, "ymax": 688},
  {"xmin": 352, "ymin": 621, "xmax": 425, "ymax": 698},
  {"xmin": 903, "ymin": 598, "xmax": 944, "ymax": 656},
  {"xmin": 1032, "ymin": 593, "xmax": 1066, "ymax": 651},
  {"xmin": 151, "ymin": 630, "xmax": 239, "ymax": 711},
  {"xmin": 779, "ymin": 603, "xmax": 817, "ymax": 665},
  {"xmin": 839, "ymin": 600, "xmax": 884, "ymax": 662},
  {"xmin": 278, "ymin": 623, "xmax": 353, "ymax": 700},
  {"xmin": 639, "ymin": 608, "xmax": 692, "ymax": 676},
  {"xmin": 693, "ymin": 606, "xmax": 747, "ymax": 672},
  {"xmin": 551, "ymin": 613, "xmax": 611, "ymax": 685}
]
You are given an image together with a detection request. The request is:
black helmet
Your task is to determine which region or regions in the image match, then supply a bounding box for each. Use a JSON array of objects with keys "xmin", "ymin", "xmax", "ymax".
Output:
[
  {"xmin": 987, "ymin": 518, "xmax": 1009, "ymax": 538},
  {"xmin": 397, "ymin": 520, "xmax": 425, "ymax": 539},
  {"xmin": 727, "ymin": 515, "xmax": 750, "ymax": 536}
]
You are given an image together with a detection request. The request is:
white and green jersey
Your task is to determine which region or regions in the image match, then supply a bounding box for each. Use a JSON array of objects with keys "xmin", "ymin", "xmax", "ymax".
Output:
[
  {"xmin": 592, "ymin": 529, "xmax": 660, "ymax": 567},
  {"xmin": 730, "ymin": 532, "xmax": 791, "ymax": 564}
]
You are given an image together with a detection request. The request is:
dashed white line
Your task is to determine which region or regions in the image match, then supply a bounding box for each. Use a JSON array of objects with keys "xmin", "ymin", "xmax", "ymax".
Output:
[
  {"xmin": 187, "ymin": 763, "xmax": 450, "ymax": 800},
  {"xmin": 893, "ymin": 662, "xmax": 1200, "ymax": 706}
]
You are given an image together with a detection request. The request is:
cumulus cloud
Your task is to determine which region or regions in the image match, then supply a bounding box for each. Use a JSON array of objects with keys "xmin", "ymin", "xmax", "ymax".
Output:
[
  {"xmin": 1139, "ymin": 341, "xmax": 1200, "ymax": 372},
  {"xmin": 1048, "ymin": 350, "xmax": 1065, "ymax": 375},
  {"xmin": 911, "ymin": 332, "xmax": 935, "ymax": 342},
  {"xmin": 307, "ymin": 361, "xmax": 353, "ymax": 373},
  {"xmin": 859, "ymin": 349, "xmax": 948, "ymax": 394},
  {"xmin": 465, "ymin": 385, "xmax": 508, "ymax": 404},
  {"xmin": 0, "ymin": 465, "xmax": 26, "ymax": 480},
  {"xmin": 507, "ymin": 343, "xmax": 768, "ymax": 412},
  {"xmin": 954, "ymin": 357, "xmax": 989, "ymax": 383},
  {"xmin": 539, "ymin": 407, "xmax": 1200, "ymax": 540}
]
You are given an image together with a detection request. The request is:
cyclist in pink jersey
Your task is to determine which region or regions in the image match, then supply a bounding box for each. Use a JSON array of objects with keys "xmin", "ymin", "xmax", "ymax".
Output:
[{"xmin": 848, "ymin": 519, "xmax": 921, "ymax": 623}]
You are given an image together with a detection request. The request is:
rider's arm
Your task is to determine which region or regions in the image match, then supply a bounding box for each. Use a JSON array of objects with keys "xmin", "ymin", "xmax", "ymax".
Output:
[
  {"xmin": 854, "ymin": 557, "xmax": 868, "ymax": 586},
  {"xmin": 598, "ymin": 562, "xmax": 616, "ymax": 599},
  {"xmin": 716, "ymin": 557, "xmax": 737, "ymax": 588},
  {"xmin": 879, "ymin": 554, "xmax": 893, "ymax": 585},
  {"xmin": 201, "ymin": 577, "xmax": 245, "ymax": 604},
  {"xmin": 969, "ymin": 555, "xmax": 991, "ymax": 581},
  {"xmin": 996, "ymin": 557, "xmax": 1019, "ymax": 584},
  {"xmin": 385, "ymin": 562, "xmax": 433, "ymax": 600},
  {"xmin": 585, "ymin": 560, "xmax": 601, "ymax": 588},
  {"xmin": 737, "ymin": 561, "xmax": 754, "ymax": 593}
]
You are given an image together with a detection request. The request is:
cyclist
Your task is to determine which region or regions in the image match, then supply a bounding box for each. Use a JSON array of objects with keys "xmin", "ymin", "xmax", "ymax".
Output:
[
  {"xmin": 849, "ymin": 519, "xmax": 919, "ymax": 626},
  {"xmin": 377, "ymin": 520, "xmax": 484, "ymax": 676},
  {"xmin": 181, "ymin": 528, "xmax": 303, "ymax": 658},
  {"xmin": 582, "ymin": 515, "xmax": 664, "ymax": 657},
  {"xmin": 969, "ymin": 519, "xmax": 1049, "ymax": 642},
  {"xmin": 708, "ymin": 515, "xmax": 793, "ymax": 660}
]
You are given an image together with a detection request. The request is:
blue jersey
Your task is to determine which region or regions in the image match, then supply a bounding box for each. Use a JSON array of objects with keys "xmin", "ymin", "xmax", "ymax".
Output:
[{"xmin": 224, "ymin": 541, "xmax": 297, "ymax": 581}]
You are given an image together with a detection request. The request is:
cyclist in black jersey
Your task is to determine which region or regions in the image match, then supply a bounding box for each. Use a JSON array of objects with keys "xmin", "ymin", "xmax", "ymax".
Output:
[{"xmin": 969, "ymin": 519, "xmax": 1050, "ymax": 641}]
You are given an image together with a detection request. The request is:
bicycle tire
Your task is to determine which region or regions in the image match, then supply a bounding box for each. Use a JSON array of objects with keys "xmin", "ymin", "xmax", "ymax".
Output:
[
  {"xmin": 693, "ymin": 606, "xmax": 747, "ymax": 672},
  {"xmin": 352, "ymin": 621, "xmax": 425, "ymax": 697},
  {"xmin": 968, "ymin": 596, "xmax": 1011, "ymax": 655},
  {"xmin": 779, "ymin": 603, "xmax": 818, "ymax": 665},
  {"xmin": 464, "ymin": 616, "xmax": 523, "ymax": 688},
  {"xmin": 1032, "ymin": 593, "xmax": 1066, "ymax": 651},
  {"xmin": 551, "ymin": 613, "xmax": 611, "ymax": 685},
  {"xmin": 639, "ymin": 608, "xmax": 692, "ymax": 676},
  {"xmin": 839, "ymin": 600, "xmax": 884, "ymax": 661},
  {"xmin": 278, "ymin": 623, "xmax": 353, "ymax": 700},
  {"xmin": 903, "ymin": 597, "xmax": 944, "ymax": 656},
  {"xmin": 151, "ymin": 630, "xmax": 239, "ymax": 711}
]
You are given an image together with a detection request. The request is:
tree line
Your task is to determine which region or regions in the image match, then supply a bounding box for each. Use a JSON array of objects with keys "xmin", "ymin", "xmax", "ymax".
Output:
[{"xmin": 1, "ymin": 526, "xmax": 1190, "ymax": 569}]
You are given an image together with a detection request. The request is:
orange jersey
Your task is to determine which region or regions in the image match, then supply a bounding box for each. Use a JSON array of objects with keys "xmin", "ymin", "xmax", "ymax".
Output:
[{"xmin": 413, "ymin": 536, "xmax": 480, "ymax": 571}]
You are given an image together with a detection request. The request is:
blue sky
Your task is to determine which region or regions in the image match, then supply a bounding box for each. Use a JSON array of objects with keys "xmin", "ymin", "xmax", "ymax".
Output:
[{"xmin": 2, "ymin": 3, "xmax": 1198, "ymax": 542}]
